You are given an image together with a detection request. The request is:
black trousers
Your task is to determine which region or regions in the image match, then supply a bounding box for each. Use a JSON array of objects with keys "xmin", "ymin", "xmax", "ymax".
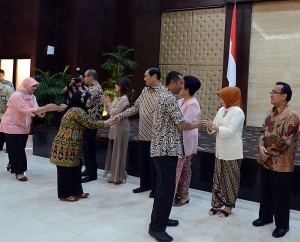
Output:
[
  {"xmin": 150, "ymin": 156, "xmax": 177, "ymax": 232},
  {"xmin": 5, "ymin": 134, "xmax": 28, "ymax": 174},
  {"xmin": 259, "ymin": 166, "xmax": 291, "ymax": 229},
  {"xmin": 56, "ymin": 165, "xmax": 83, "ymax": 198},
  {"xmin": 139, "ymin": 141, "xmax": 156, "ymax": 193},
  {"xmin": 0, "ymin": 131, "xmax": 5, "ymax": 150},
  {"xmin": 83, "ymin": 128, "xmax": 98, "ymax": 178}
]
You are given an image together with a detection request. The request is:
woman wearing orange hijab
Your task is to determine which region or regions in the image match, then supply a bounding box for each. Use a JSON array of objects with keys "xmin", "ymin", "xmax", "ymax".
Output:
[{"xmin": 202, "ymin": 87, "xmax": 245, "ymax": 218}]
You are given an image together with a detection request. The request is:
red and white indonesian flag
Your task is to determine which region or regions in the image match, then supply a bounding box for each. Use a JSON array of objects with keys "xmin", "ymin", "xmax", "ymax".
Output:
[{"xmin": 227, "ymin": 3, "xmax": 237, "ymax": 87}]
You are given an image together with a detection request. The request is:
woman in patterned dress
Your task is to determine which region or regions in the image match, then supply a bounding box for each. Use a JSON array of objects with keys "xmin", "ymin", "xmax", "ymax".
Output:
[
  {"xmin": 202, "ymin": 87, "xmax": 245, "ymax": 217},
  {"xmin": 173, "ymin": 76, "xmax": 201, "ymax": 206},
  {"xmin": 50, "ymin": 90, "xmax": 113, "ymax": 202},
  {"xmin": 101, "ymin": 77, "xmax": 133, "ymax": 184}
]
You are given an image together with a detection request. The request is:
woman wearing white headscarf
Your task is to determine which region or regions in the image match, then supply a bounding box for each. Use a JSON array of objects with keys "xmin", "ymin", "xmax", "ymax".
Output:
[{"xmin": 0, "ymin": 77, "xmax": 58, "ymax": 181}]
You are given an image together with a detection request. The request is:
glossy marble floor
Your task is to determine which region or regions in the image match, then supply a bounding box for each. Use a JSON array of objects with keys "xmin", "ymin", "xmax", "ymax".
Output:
[{"xmin": 0, "ymin": 139, "xmax": 300, "ymax": 242}]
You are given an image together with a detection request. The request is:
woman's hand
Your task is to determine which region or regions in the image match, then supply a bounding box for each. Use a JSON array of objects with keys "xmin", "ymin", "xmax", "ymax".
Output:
[
  {"xmin": 45, "ymin": 103, "xmax": 59, "ymax": 112},
  {"xmin": 101, "ymin": 96, "xmax": 111, "ymax": 105},
  {"xmin": 202, "ymin": 118, "xmax": 212, "ymax": 128},
  {"xmin": 104, "ymin": 118, "xmax": 116, "ymax": 126},
  {"xmin": 56, "ymin": 104, "xmax": 67, "ymax": 112}
]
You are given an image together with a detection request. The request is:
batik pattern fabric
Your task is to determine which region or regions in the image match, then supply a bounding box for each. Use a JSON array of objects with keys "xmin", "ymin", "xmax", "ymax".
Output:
[
  {"xmin": 175, "ymin": 155, "xmax": 192, "ymax": 199},
  {"xmin": 257, "ymin": 104, "xmax": 299, "ymax": 172},
  {"xmin": 211, "ymin": 158, "xmax": 242, "ymax": 208},
  {"xmin": 86, "ymin": 82, "xmax": 104, "ymax": 122},
  {"xmin": 50, "ymin": 107, "xmax": 104, "ymax": 167},
  {"xmin": 119, "ymin": 84, "xmax": 166, "ymax": 141},
  {"xmin": 150, "ymin": 89, "xmax": 184, "ymax": 157}
]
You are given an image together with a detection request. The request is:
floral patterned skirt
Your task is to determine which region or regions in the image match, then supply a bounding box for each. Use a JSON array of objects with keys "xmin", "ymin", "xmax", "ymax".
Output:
[{"xmin": 211, "ymin": 158, "xmax": 242, "ymax": 208}]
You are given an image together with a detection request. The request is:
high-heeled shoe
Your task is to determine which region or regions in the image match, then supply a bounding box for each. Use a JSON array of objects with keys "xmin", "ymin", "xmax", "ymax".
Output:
[
  {"xmin": 113, "ymin": 174, "xmax": 128, "ymax": 185},
  {"xmin": 103, "ymin": 170, "xmax": 108, "ymax": 177},
  {"xmin": 78, "ymin": 193, "xmax": 89, "ymax": 199},
  {"xmin": 16, "ymin": 174, "xmax": 28, "ymax": 181},
  {"xmin": 60, "ymin": 196, "xmax": 79, "ymax": 202},
  {"xmin": 116, "ymin": 173, "xmax": 127, "ymax": 184},
  {"xmin": 6, "ymin": 163, "xmax": 11, "ymax": 172},
  {"xmin": 173, "ymin": 198, "xmax": 190, "ymax": 207}
]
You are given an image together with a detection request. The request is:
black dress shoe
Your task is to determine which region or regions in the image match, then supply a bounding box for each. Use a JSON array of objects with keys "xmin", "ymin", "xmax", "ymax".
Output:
[
  {"xmin": 148, "ymin": 229, "xmax": 173, "ymax": 242},
  {"xmin": 81, "ymin": 175, "xmax": 97, "ymax": 183},
  {"xmin": 149, "ymin": 192, "xmax": 154, "ymax": 198},
  {"xmin": 252, "ymin": 218, "xmax": 273, "ymax": 227},
  {"xmin": 81, "ymin": 170, "xmax": 88, "ymax": 176},
  {"xmin": 166, "ymin": 219, "xmax": 179, "ymax": 227},
  {"xmin": 132, "ymin": 187, "xmax": 150, "ymax": 193},
  {"xmin": 272, "ymin": 227, "xmax": 289, "ymax": 238}
]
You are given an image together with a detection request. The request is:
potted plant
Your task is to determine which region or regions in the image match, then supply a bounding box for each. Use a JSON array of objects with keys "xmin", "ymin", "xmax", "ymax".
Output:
[
  {"xmin": 101, "ymin": 45, "xmax": 137, "ymax": 99},
  {"xmin": 32, "ymin": 66, "xmax": 72, "ymax": 158},
  {"xmin": 34, "ymin": 65, "xmax": 72, "ymax": 128}
]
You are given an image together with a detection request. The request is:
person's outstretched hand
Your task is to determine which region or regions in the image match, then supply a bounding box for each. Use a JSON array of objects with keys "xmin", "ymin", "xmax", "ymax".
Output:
[
  {"xmin": 56, "ymin": 104, "xmax": 68, "ymax": 112},
  {"xmin": 104, "ymin": 118, "xmax": 116, "ymax": 126}
]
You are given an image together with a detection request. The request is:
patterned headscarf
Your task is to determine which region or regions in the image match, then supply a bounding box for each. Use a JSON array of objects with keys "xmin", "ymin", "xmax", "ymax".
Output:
[{"xmin": 217, "ymin": 86, "xmax": 243, "ymax": 108}]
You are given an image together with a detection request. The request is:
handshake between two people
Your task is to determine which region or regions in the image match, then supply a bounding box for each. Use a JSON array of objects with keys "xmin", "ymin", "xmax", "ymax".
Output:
[{"xmin": 187, "ymin": 117, "xmax": 214, "ymax": 130}]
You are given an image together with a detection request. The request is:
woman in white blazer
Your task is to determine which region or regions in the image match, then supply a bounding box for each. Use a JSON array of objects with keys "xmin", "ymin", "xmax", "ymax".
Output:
[{"xmin": 202, "ymin": 86, "xmax": 245, "ymax": 218}]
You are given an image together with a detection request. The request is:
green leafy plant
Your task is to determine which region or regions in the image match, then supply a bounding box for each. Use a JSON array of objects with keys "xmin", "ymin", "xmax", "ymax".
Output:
[
  {"xmin": 34, "ymin": 65, "xmax": 72, "ymax": 128},
  {"xmin": 101, "ymin": 45, "xmax": 137, "ymax": 99}
]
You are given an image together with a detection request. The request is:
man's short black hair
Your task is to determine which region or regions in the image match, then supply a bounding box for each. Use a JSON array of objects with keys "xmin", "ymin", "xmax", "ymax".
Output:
[
  {"xmin": 166, "ymin": 71, "xmax": 182, "ymax": 85},
  {"xmin": 147, "ymin": 67, "xmax": 161, "ymax": 80},
  {"xmin": 276, "ymin": 81, "xmax": 292, "ymax": 102}
]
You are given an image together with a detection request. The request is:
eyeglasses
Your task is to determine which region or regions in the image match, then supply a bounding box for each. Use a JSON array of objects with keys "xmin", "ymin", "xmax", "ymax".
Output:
[{"xmin": 270, "ymin": 91, "xmax": 283, "ymax": 95}]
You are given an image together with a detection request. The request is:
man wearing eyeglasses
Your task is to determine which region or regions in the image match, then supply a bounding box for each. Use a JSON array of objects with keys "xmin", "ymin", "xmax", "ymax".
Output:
[
  {"xmin": 252, "ymin": 82, "xmax": 299, "ymax": 238},
  {"xmin": 0, "ymin": 69, "xmax": 14, "ymax": 151},
  {"xmin": 81, "ymin": 69, "xmax": 104, "ymax": 182}
]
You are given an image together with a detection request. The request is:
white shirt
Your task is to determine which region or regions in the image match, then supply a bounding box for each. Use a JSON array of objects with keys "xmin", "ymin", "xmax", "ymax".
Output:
[{"xmin": 208, "ymin": 106, "xmax": 245, "ymax": 160}]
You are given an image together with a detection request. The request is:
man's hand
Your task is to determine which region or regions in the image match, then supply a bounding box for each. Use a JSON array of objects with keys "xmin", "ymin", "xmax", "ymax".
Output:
[{"xmin": 259, "ymin": 145, "xmax": 269, "ymax": 161}]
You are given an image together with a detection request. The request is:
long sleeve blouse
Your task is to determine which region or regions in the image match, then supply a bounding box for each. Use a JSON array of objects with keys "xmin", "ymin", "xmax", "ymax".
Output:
[
  {"xmin": 208, "ymin": 106, "xmax": 245, "ymax": 160},
  {"xmin": 0, "ymin": 91, "xmax": 42, "ymax": 134},
  {"xmin": 178, "ymin": 97, "xmax": 201, "ymax": 156},
  {"xmin": 107, "ymin": 95, "xmax": 130, "ymax": 118}
]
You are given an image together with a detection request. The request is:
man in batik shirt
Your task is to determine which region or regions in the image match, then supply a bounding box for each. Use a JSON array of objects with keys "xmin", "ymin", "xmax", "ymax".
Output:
[
  {"xmin": 148, "ymin": 71, "xmax": 203, "ymax": 242},
  {"xmin": 252, "ymin": 82, "xmax": 299, "ymax": 238},
  {"xmin": 81, "ymin": 69, "xmax": 104, "ymax": 182},
  {"xmin": 114, "ymin": 67, "xmax": 165, "ymax": 197}
]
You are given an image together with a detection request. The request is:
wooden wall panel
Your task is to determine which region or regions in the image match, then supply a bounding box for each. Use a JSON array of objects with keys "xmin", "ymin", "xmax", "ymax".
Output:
[
  {"xmin": 0, "ymin": 0, "xmax": 39, "ymax": 71},
  {"xmin": 160, "ymin": 0, "xmax": 225, "ymax": 11}
]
